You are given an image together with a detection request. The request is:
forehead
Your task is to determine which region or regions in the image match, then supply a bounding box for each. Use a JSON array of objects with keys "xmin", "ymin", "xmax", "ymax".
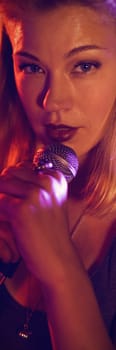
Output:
[{"xmin": 6, "ymin": 5, "xmax": 116, "ymax": 55}]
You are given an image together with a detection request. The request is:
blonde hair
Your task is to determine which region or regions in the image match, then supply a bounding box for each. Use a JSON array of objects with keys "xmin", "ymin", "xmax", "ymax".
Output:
[
  {"xmin": 0, "ymin": 25, "xmax": 36, "ymax": 170},
  {"xmin": 82, "ymin": 115, "xmax": 116, "ymax": 214},
  {"xmin": 0, "ymin": 0, "xmax": 116, "ymax": 215}
]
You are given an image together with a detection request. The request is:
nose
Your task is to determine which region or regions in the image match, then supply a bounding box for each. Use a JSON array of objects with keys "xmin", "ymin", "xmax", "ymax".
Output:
[{"xmin": 43, "ymin": 74, "xmax": 73, "ymax": 112}]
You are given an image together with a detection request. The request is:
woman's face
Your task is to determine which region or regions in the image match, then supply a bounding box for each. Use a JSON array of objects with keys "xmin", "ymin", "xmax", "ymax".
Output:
[{"xmin": 7, "ymin": 5, "xmax": 116, "ymax": 161}]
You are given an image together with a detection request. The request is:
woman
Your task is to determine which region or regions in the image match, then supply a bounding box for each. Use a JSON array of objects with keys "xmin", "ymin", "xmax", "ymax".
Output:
[{"xmin": 0, "ymin": 0, "xmax": 116, "ymax": 349}]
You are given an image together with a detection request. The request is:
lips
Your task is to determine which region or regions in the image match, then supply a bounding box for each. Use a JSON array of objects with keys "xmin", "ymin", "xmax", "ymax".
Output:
[{"xmin": 45, "ymin": 124, "xmax": 77, "ymax": 142}]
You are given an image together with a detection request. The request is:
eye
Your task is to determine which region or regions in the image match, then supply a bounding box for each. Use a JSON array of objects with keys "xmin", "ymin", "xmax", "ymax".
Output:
[
  {"xmin": 18, "ymin": 62, "xmax": 45, "ymax": 74},
  {"xmin": 72, "ymin": 61, "xmax": 101, "ymax": 75}
]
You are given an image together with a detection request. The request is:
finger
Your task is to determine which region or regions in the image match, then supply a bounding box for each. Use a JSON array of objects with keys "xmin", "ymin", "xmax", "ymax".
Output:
[
  {"xmin": 0, "ymin": 164, "xmax": 67, "ymax": 199},
  {"xmin": 1, "ymin": 162, "xmax": 63, "ymax": 185},
  {"xmin": 0, "ymin": 170, "xmax": 38, "ymax": 198}
]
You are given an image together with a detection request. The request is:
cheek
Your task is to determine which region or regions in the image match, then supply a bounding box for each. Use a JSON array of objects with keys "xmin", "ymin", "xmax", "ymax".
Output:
[
  {"xmin": 73, "ymin": 80, "xmax": 116, "ymax": 156},
  {"xmin": 78, "ymin": 79, "xmax": 116, "ymax": 130},
  {"xmin": 14, "ymin": 75, "xmax": 47, "ymax": 138},
  {"xmin": 14, "ymin": 75, "xmax": 39, "ymax": 115}
]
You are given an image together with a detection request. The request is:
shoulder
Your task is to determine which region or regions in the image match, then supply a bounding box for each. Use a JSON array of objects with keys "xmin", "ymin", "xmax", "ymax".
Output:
[
  {"xmin": 88, "ymin": 215, "xmax": 116, "ymax": 303},
  {"xmin": 88, "ymin": 224, "xmax": 116, "ymax": 343},
  {"xmin": 89, "ymin": 220, "xmax": 116, "ymax": 284}
]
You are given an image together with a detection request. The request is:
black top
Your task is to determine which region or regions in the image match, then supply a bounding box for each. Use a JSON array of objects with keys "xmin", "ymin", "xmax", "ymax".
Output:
[
  {"xmin": 0, "ymin": 236, "xmax": 116, "ymax": 349},
  {"xmin": 0, "ymin": 285, "xmax": 52, "ymax": 350}
]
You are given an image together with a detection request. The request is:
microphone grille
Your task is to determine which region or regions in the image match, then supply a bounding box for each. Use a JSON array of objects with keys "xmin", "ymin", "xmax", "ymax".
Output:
[{"xmin": 33, "ymin": 143, "xmax": 79, "ymax": 183}]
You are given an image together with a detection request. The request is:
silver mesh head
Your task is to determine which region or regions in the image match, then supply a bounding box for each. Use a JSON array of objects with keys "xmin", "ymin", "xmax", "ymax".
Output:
[{"xmin": 33, "ymin": 143, "xmax": 79, "ymax": 183}]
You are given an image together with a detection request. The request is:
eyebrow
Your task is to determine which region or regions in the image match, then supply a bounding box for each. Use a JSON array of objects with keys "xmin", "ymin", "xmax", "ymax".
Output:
[
  {"xmin": 65, "ymin": 45, "xmax": 107, "ymax": 58},
  {"xmin": 14, "ymin": 45, "xmax": 106, "ymax": 62},
  {"xmin": 14, "ymin": 51, "xmax": 40, "ymax": 62}
]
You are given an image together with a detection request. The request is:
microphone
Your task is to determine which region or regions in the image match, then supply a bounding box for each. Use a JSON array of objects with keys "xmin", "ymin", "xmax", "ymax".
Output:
[
  {"xmin": 0, "ymin": 143, "xmax": 79, "ymax": 284},
  {"xmin": 33, "ymin": 142, "xmax": 79, "ymax": 183}
]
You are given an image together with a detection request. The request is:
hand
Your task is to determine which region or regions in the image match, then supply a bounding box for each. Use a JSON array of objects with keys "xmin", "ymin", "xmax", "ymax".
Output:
[{"xmin": 0, "ymin": 163, "xmax": 69, "ymax": 286}]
